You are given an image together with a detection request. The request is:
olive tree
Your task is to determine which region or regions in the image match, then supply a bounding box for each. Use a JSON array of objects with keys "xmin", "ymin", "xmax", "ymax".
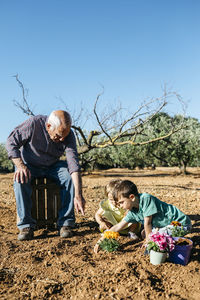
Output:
[
  {"xmin": 138, "ymin": 113, "xmax": 200, "ymax": 174},
  {"xmin": 0, "ymin": 143, "xmax": 14, "ymax": 172}
]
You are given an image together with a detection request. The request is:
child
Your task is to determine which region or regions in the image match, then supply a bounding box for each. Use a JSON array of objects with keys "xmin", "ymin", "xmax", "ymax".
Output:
[
  {"xmin": 95, "ymin": 179, "xmax": 141, "ymax": 237},
  {"xmin": 94, "ymin": 180, "xmax": 191, "ymax": 253}
]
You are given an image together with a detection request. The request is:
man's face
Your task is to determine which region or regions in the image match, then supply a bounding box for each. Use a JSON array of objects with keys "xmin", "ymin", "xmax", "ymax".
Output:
[
  {"xmin": 118, "ymin": 194, "xmax": 135, "ymax": 210},
  {"xmin": 46, "ymin": 124, "xmax": 70, "ymax": 143}
]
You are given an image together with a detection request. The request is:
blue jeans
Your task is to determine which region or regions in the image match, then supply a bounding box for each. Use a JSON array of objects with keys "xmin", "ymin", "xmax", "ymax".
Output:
[{"xmin": 14, "ymin": 161, "xmax": 75, "ymax": 229}]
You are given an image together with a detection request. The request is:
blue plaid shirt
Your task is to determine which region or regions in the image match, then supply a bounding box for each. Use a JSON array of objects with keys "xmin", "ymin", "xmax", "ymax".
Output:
[{"xmin": 6, "ymin": 115, "xmax": 80, "ymax": 174}]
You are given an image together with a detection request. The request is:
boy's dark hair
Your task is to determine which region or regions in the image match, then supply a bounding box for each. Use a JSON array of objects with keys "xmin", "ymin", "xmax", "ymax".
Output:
[{"xmin": 113, "ymin": 180, "xmax": 139, "ymax": 203}]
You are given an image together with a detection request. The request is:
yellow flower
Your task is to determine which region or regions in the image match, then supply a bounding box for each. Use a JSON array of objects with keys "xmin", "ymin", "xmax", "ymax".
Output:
[
  {"xmin": 171, "ymin": 221, "xmax": 182, "ymax": 227},
  {"xmin": 103, "ymin": 231, "xmax": 120, "ymax": 239}
]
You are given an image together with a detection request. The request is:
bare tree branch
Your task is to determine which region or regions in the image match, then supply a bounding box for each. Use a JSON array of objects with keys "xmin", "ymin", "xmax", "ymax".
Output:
[
  {"xmin": 92, "ymin": 125, "xmax": 187, "ymax": 150},
  {"xmin": 93, "ymin": 88, "xmax": 113, "ymax": 143},
  {"xmin": 13, "ymin": 74, "xmax": 35, "ymax": 116},
  {"xmin": 13, "ymin": 75, "xmax": 187, "ymax": 156}
]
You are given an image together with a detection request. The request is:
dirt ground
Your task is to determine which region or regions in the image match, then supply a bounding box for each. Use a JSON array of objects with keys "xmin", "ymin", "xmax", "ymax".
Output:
[{"xmin": 0, "ymin": 167, "xmax": 200, "ymax": 300}]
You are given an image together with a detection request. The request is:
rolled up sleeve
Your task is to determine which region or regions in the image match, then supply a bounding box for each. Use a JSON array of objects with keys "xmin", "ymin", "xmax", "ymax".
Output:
[
  {"xmin": 6, "ymin": 117, "xmax": 34, "ymax": 159},
  {"xmin": 65, "ymin": 130, "xmax": 80, "ymax": 174}
]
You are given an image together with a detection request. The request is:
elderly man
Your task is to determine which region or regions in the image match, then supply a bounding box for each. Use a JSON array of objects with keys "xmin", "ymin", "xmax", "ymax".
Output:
[{"xmin": 6, "ymin": 110, "xmax": 85, "ymax": 241}]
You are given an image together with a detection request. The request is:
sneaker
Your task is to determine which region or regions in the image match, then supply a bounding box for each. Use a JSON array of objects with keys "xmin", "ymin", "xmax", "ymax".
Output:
[
  {"xmin": 18, "ymin": 227, "xmax": 34, "ymax": 241},
  {"xmin": 128, "ymin": 231, "xmax": 139, "ymax": 241},
  {"xmin": 59, "ymin": 226, "xmax": 73, "ymax": 238}
]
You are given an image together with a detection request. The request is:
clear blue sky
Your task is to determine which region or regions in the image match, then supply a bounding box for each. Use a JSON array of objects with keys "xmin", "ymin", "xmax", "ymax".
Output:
[{"xmin": 1, "ymin": 0, "xmax": 200, "ymax": 143}]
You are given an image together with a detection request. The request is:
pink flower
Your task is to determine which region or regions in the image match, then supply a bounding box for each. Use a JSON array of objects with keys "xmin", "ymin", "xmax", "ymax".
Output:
[
  {"xmin": 159, "ymin": 242, "xmax": 167, "ymax": 251},
  {"xmin": 148, "ymin": 232, "xmax": 175, "ymax": 252}
]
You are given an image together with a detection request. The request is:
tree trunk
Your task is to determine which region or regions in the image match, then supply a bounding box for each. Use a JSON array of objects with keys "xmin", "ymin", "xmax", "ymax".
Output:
[{"xmin": 179, "ymin": 160, "xmax": 187, "ymax": 175}]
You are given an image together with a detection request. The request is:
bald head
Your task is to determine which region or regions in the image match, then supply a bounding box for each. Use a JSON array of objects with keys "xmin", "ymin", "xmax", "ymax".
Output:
[
  {"xmin": 54, "ymin": 110, "xmax": 72, "ymax": 127},
  {"xmin": 48, "ymin": 110, "xmax": 72, "ymax": 129},
  {"xmin": 46, "ymin": 110, "xmax": 72, "ymax": 142}
]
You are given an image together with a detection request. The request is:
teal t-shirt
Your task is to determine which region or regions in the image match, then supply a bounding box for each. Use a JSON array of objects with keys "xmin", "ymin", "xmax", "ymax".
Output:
[{"xmin": 124, "ymin": 193, "xmax": 191, "ymax": 228}]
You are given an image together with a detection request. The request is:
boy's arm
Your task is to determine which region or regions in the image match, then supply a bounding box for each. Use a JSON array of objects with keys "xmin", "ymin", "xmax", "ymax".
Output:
[
  {"xmin": 144, "ymin": 215, "xmax": 153, "ymax": 242},
  {"xmin": 95, "ymin": 207, "xmax": 105, "ymax": 224},
  {"xmin": 95, "ymin": 208, "xmax": 111, "ymax": 230},
  {"xmin": 109, "ymin": 219, "xmax": 129, "ymax": 232}
]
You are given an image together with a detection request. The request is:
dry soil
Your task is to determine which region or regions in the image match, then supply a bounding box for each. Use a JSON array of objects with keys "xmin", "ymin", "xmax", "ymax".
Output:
[{"xmin": 0, "ymin": 167, "xmax": 200, "ymax": 300}]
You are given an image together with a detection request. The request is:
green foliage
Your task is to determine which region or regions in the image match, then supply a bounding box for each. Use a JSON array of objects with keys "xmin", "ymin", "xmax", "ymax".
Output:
[
  {"xmin": 171, "ymin": 226, "xmax": 188, "ymax": 237},
  {"xmin": 142, "ymin": 114, "xmax": 200, "ymax": 172},
  {"xmin": 0, "ymin": 144, "xmax": 14, "ymax": 172},
  {"xmin": 99, "ymin": 238, "xmax": 120, "ymax": 252},
  {"xmin": 78, "ymin": 113, "xmax": 200, "ymax": 172},
  {"xmin": 147, "ymin": 241, "xmax": 161, "ymax": 253}
]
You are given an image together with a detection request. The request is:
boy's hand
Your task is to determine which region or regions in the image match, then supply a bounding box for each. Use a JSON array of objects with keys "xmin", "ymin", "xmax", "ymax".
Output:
[
  {"xmin": 94, "ymin": 243, "xmax": 100, "ymax": 254},
  {"xmin": 142, "ymin": 239, "xmax": 147, "ymax": 248},
  {"xmin": 94, "ymin": 237, "xmax": 104, "ymax": 254},
  {"xmin": 99, "ymin": 221, "xmax": 110, "ymax": 231}
]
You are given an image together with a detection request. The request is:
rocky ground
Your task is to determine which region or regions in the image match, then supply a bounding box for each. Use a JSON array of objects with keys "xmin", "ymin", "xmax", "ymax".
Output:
[{"xmin": 0, "ymin": 167, "xmax": 200, "ymax": 300}]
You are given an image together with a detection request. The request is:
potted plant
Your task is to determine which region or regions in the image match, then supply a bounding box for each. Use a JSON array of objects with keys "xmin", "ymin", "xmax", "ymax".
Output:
[
  {"xmin": 146, "ymin": 232, "xmax": 175, "ymax": 265},
  {"xmin": 168, "ymin": 237, "xmax": 193, "ymax": 265},
  {"xmin": 98, "ymin": 231, "xmax": 120, "ymax": 252},
  {"xmin": 170, "ymin": 221, "xmax": 189, "ymax": 237}
]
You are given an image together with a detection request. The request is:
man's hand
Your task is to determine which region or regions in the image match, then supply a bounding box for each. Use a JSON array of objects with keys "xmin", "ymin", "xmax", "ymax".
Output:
[
  {"xmin": 71, "ymin": 172, "xmax": 85, "ymax": 215},
  {"xmin": 14, "ymin": 165, "xmax": 31, "ymax": 184},
  {"xmin": 74, "ymin": 195, "xmax": 85, "ymax": 215},
  {"xmin": 12, "ymin": 158, "xmax": 31, "ymax": 184}
]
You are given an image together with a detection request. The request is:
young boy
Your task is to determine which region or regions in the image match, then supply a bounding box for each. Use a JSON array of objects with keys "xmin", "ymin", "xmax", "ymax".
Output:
[
  {"xmin": 94, "ymin": 180, "xmax": 191, "ymax": 253},
  {"xmin": 95, "ymin": 179, "xmax": 140, "ymax": 236}
]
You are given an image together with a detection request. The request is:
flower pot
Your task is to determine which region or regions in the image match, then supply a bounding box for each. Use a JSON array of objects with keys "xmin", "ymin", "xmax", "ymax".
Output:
[
  {"xmin": 168, "ymin": 237, "xmax": 193, "ymax": 266},
  {"xmin": 150, "ymin": 250, "xmax": 167, "ymax": 265}
]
